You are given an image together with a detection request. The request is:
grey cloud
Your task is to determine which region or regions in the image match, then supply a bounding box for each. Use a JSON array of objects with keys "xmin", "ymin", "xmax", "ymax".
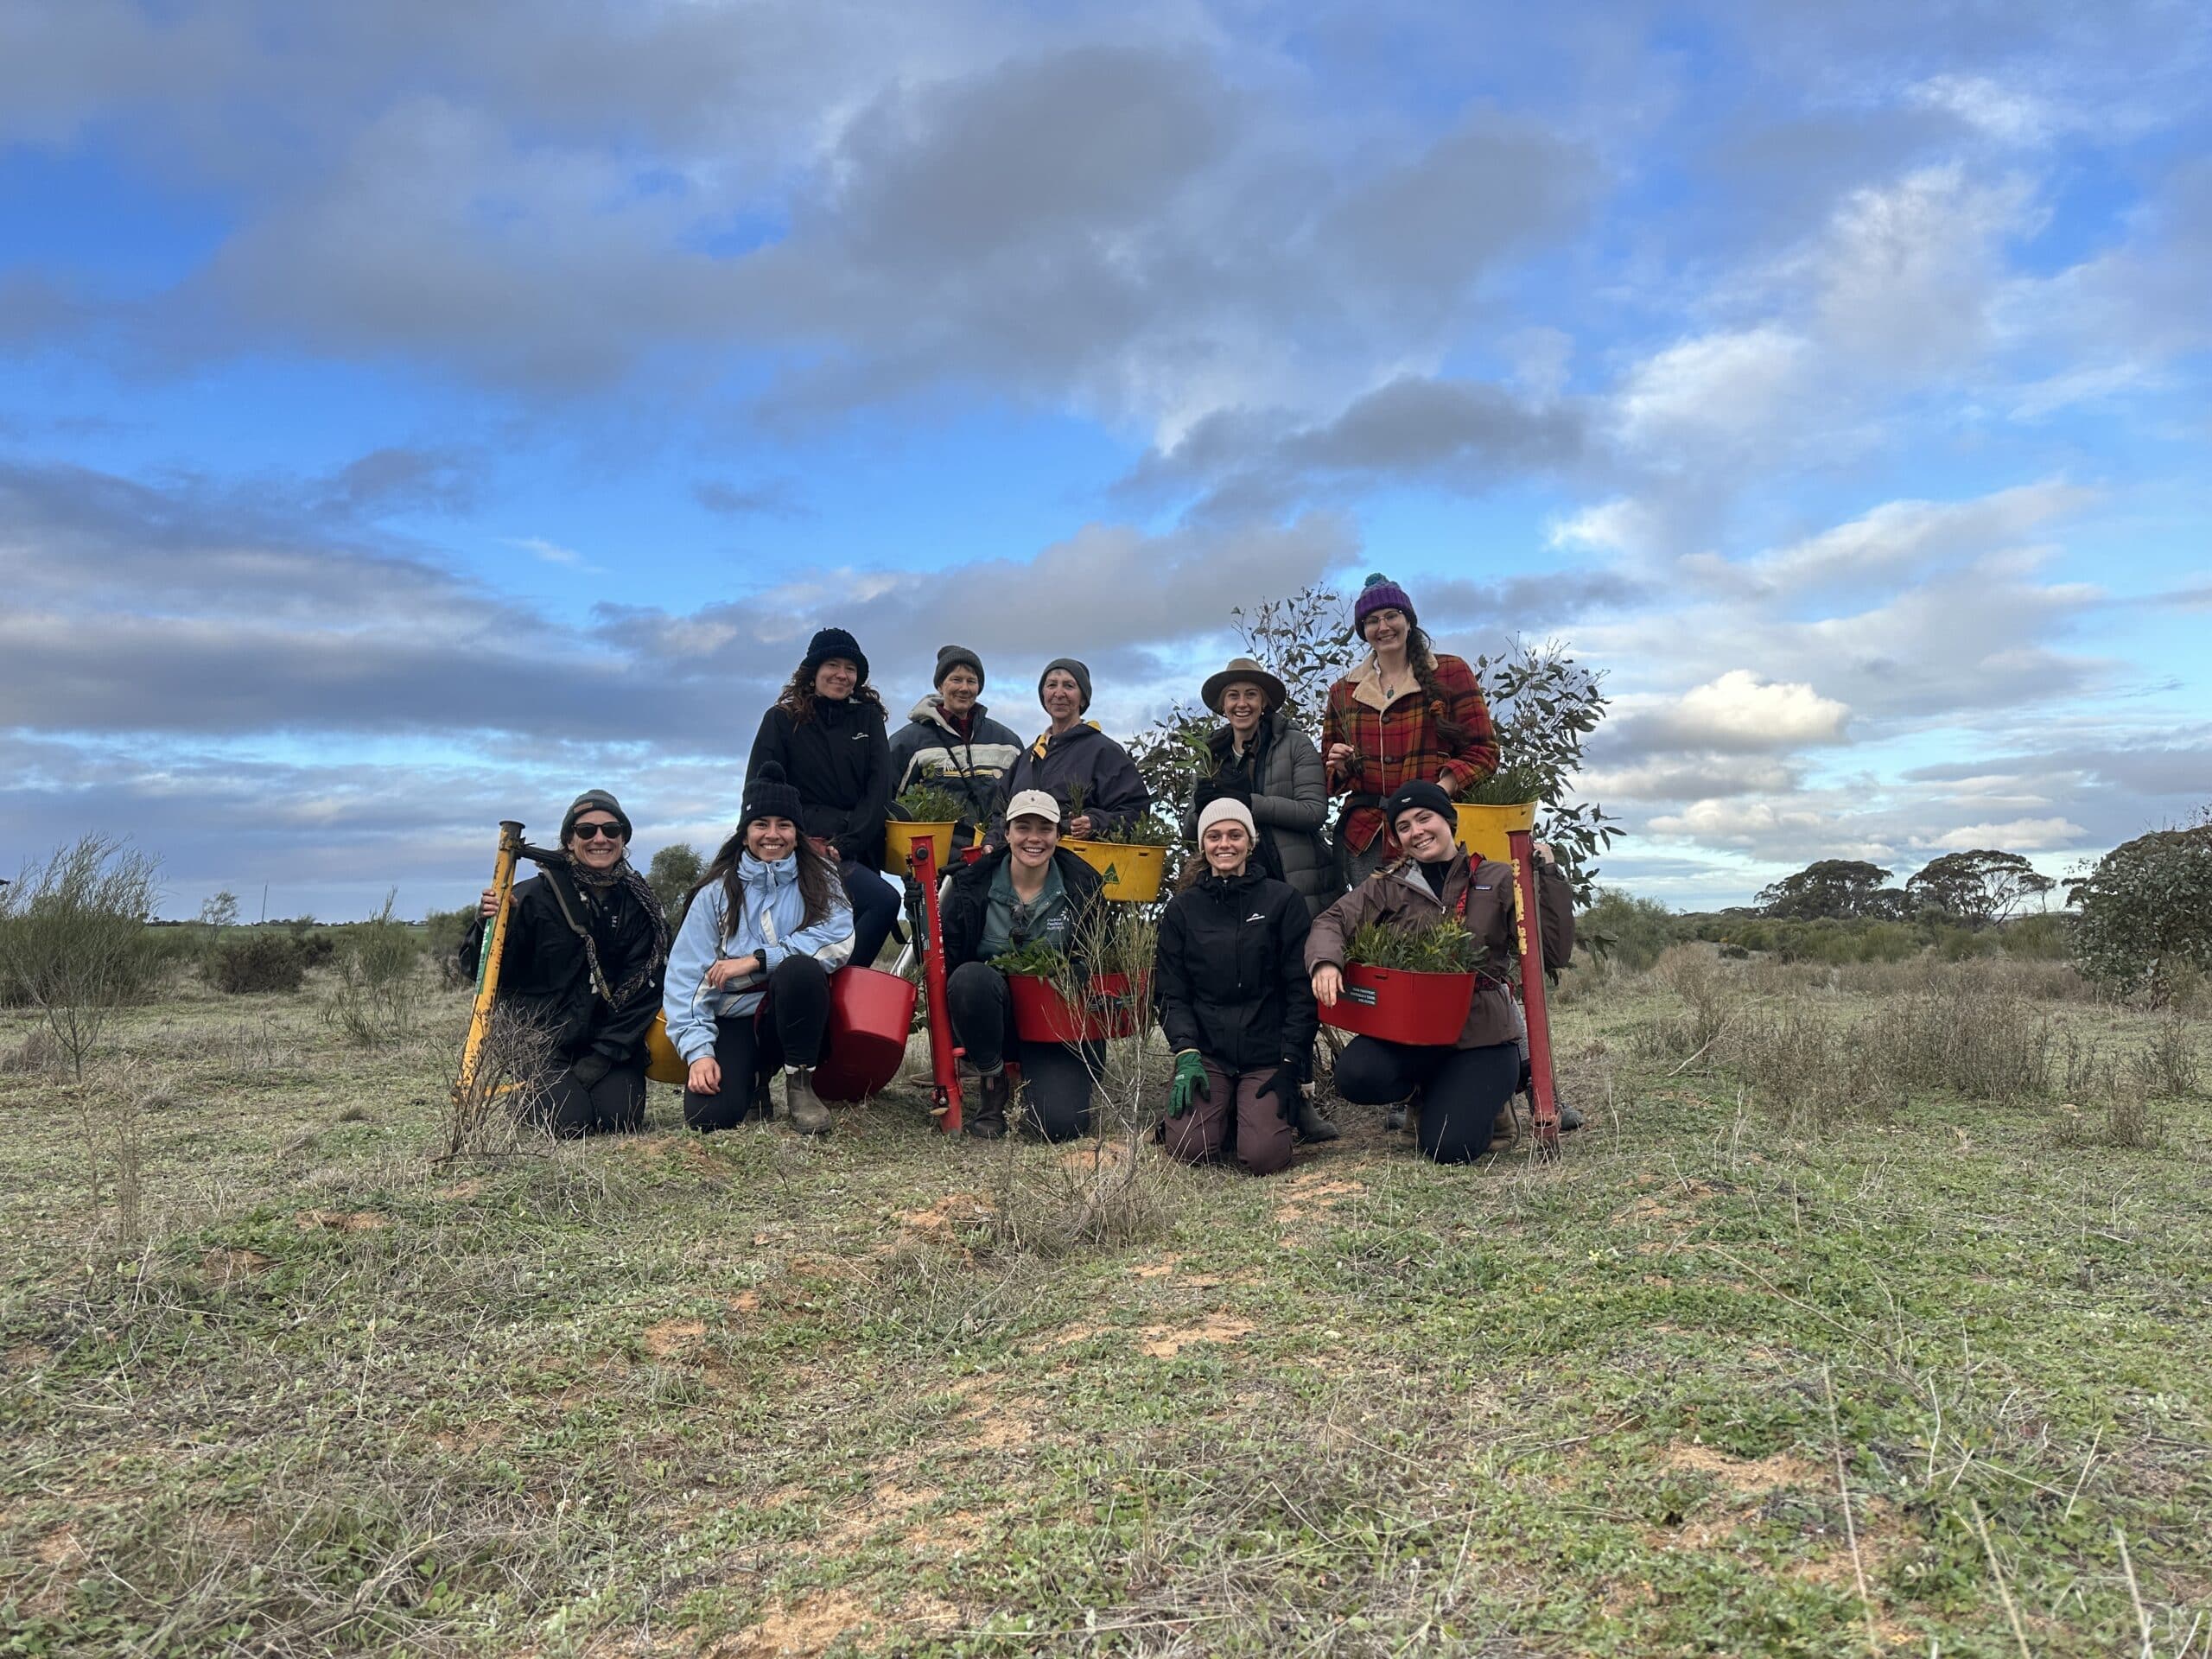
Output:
[
  {"xmin": 1123, "ymin": 375, "xmax": 1589, "ymax": 521},
  {"xmin": 692, "ymin": 479, "xmax": 804, "ymax": 518}
]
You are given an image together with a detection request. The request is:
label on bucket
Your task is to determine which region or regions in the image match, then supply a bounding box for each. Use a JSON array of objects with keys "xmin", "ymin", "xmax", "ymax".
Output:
[
  {"xmin": 1099, "ymin": 862, "xmax": 1121, "ymax": 886},
  {"xmin": 1344, "ymin": 986, "xmax": 1377, "ymax": 1007}
]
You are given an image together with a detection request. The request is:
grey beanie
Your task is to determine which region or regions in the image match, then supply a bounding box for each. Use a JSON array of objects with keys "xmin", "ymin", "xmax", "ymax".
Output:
[
  {"xmin": 561, "ymin": 789, "xmax": 632, "ymax": 842},
  {"xmin": 1039, "ymin": 657, "xmax": 1093, "ymax": 712},
  {"xmin": 934, "ymin": 644, "xmax": 985, "ymax": 690}
]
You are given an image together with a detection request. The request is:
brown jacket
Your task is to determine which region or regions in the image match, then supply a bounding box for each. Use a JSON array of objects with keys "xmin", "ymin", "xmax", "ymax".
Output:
[{"xmin": 1305, "ymin": 853, "xmax": 1575, "ymax": 1050}]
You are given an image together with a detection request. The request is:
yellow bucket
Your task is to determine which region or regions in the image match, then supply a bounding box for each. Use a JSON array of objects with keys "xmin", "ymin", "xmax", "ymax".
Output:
[
  {"xmin": 644, "ymin": 1011, "xmax": 688, "ymax": 1085},
  {"xmin": 885, "ymin": 819, "xmax": 958, "ymax": 871},
  {"xmin": 1063, "ymin": 838, "xmax": 1166, "ymax": 902},
  {"xmin": 1453, "ymin": 800, "xmax": 1537, "ymax": 866}
]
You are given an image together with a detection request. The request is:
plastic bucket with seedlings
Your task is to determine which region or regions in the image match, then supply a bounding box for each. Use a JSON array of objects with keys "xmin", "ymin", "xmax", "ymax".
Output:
[
  {"xmin": 813, "ymin": 966, "xmax": 918, "ymax": 1103},
  {"xmin": 644, "ymin": 1013, "xmax": 688, "ymax": 1085},
  {"xmin": 1319, "ymin": 963, "xmax": 1477, "ymax": 1046},
  {"xmin": 1452, "ymin": 801, "xmax": 1537, "ymax": 866},
  {"xmin": 1007, "ymin": 970, "xmax": 1142, "ymax": 1044},
  {"xmin": 1062, "ymin": 839, "xmax": 1166, "ymax": 902},
  {"xmin": 885, "ymin": 819, "xmax": 958, "ymax": 872}
]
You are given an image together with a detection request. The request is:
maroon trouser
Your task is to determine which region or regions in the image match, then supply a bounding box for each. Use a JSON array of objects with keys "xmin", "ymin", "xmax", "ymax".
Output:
[{"xmin": 1160, "ymin": 1058, "xmax": 1294, "ymax": 1176}]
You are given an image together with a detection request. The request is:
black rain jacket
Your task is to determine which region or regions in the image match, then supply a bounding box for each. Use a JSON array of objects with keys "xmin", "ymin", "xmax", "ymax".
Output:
[
  {"xmin": 749, "ymin": 697, "xmax": 895, "ymax": 870},
  {"xmin": 1154, "ymin": 867, "xmax": 1319, "ymax": 1076}
]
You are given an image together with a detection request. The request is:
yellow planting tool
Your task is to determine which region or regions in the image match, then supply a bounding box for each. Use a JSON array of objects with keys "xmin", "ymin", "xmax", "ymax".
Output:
[{"xmin": 451, "ymin": 820, "xmax": 524, "ymax": 1109}]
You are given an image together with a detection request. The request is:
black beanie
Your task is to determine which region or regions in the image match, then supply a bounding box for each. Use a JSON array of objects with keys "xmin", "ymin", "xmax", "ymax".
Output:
[
  {"xmin": 803, "ymin": 626, "xmax": 869, "ymax": 683},
  {"xmin": 741, "ymin": 763, "xmax": 804, "ymax": 831},
  {"xmin": 933, "ymin": 644, "xmax": 985, "ymax": 690},
  {"xmin": 1039, "ymin": 657, "xmax": 1093, "ymax": 712},
  {"xmin": 1384, "ymin": 779, "xmax": 1456, "ymax": 832},
  {"xmin": 561, "ymin": 789, "xmax": 632, "ymax": 843}
]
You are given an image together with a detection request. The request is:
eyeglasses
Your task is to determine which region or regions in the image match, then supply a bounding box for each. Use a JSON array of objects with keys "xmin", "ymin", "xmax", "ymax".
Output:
[{"xmin": 570, "ymin": 822, "xmax": 627, "ymax": 841}]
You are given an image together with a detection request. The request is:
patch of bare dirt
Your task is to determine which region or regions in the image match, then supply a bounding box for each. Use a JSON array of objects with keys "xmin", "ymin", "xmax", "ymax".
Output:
[
  {"xmin": 435, "ymin": 1178, "xmax": 486, "ymax": 1200},
  {"xmin": 640, "ymin": 1319, "xmax": 708, "ymax": 1359},
  {"xmin": 728, "ymin": 1290, "xmax": 762, "ymax": 1313},
  {"xmin": 1274, "ymin": 1173, "xmax": 1366, "ymax": 1224},
  {"xmin": 898, "ymin": 1192, "xmax": 993, "ymax": 1235},
  {"xmin": 1128, "ymin": 1254, "xmax": 1182, "ymax": 1278},
  {"xmin": 200, "ymin": 1247, "xmax": 276, "ymax": 1287},
  {"xmin": 1658, "ymin": 1442, "xmax": 1823, "ymax": 1490},
  {"xmin": 292, "ymin": 1209, "xmax": 387, "ymax": 1233},
  {"xmin": 721, "ymin": 1589, "xmax": 875, "ymax": 1656},
  {"xmin": 1139, "ymin": 1314, "xmax": 1256, "ymax": 1358}
]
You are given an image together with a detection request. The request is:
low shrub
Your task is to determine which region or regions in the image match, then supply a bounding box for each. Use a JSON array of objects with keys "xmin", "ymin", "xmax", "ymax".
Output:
[
  {"xmin": 208, "ymin": 933, "xmax": 308, "ymax": 995},
  {"xmin": 1578, "ymin": 887, "xmax": 1678, "ymax": 971},
  {"xmin": 322, "ymin": 893, "xmax": 425, "ymax": 1047}
]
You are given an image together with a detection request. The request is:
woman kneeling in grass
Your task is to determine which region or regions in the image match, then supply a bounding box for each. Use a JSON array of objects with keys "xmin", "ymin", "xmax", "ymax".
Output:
[
  {"xmin": 664, "ymin": 764, "xmax": 854, "ymax": 1137},
  {"xmin": 461, "ymin": 789, "xmax": 669, "ymax": 1137},
  {"xmin": 1305, "ymin": 781, "xmax": 1573, "ymax": 1164},
  {"xmin": 1154, "ymin": 797, "xmax": 1317, "ymax": 1177},
  {"xmin": 939, "ymin": 789, "xmax": 1110, "ymax": 1141}
]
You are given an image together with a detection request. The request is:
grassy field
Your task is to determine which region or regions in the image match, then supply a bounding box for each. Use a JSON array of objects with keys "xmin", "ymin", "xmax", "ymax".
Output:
[{"xmin": 2, "ymin": 951, "xmax": 2207, "ymax": 1656}]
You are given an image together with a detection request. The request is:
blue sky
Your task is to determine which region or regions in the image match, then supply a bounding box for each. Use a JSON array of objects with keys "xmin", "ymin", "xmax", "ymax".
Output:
[{"xmin": 2, "ymin": 0, "xmax": 2207, "ymax": 918}]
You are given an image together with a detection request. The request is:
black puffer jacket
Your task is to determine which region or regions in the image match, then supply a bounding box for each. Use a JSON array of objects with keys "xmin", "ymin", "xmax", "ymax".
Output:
[
  {"xmin": 1154, "ymin": 868, "xmax": 1318, "ymax": 1076},
  {"xmin": 940, "ymin": 847, "xmax": 1109, "ymax": 975},
  {"xmin": 457, "ymin": 866, "xmax": 665, "ymax": 1066},
  {"xmin": 749, "ymin": 697, "xmax": 894, "ymax": 870}
]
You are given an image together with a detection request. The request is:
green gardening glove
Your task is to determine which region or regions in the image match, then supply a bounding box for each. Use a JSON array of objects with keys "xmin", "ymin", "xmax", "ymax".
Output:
[{"xmin": 1168, "ymin": 1050, "xmax": 1211, "ymax": 1118}]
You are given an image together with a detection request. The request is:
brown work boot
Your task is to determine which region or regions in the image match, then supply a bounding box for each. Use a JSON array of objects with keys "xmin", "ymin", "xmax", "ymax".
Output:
[
  {"xmin": 965, "ymin": 1066, "xmax": 1010, "ymax": 1139},
  {"xmin": 782, "ymin": 1066, "xmax": 831, "ymax": 1136}
]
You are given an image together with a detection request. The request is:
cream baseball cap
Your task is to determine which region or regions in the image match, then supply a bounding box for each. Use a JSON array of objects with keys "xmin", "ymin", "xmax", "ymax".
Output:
[{"xmin": 1005, "ymin": 790, "xmax": 1063, "ymax": 826}]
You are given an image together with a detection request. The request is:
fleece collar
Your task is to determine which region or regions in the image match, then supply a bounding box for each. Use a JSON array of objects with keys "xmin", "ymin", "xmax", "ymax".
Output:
[{"xmin": 1347, "ymin": 652, "xmax": 1422, "ymax": 714}]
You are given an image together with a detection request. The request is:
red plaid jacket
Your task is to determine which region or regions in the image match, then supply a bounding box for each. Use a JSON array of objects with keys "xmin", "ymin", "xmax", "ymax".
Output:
[{"xmin": 1322, "ymin": 652, "xmax": 1499, "ymax": 854}]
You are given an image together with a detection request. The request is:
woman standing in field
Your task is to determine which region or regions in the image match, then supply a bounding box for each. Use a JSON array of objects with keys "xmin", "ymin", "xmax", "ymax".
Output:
[
  {"xmin": 1306, "ymin": 782, "xmax": 1573, "ymax": 1164},
  {"xmin": 663, "ymin": 765, "xmax": 855, "ymax": 1136},
  {"xmin": 887, "ymin": 645, "xmax": 1024, "ymax": 851},
  {"xmin": 1322, "ymin": 575, "xmax": 1499, "ymax": 886},
  {"xmin": 460, "ymin": 790, "xmax": 669, "ymax": 1137},
  {"xmin": 747, "ymin": 627, "xmax": 901, "ymax": 969},
  {"xmin": 938, "ymin": 789, "xmax": 1111, "ymax": 1141},
  {"xmin": 1185, "ymin": 656, "xmax": 1336, "ymax": 919},
  {"xmin": 1154, "ymin": 798, "xmax": 1318, "ymax": 1176},
  {"xmin": 992, "ymin": 658, "xmax": 1149, "ymax": 843}
]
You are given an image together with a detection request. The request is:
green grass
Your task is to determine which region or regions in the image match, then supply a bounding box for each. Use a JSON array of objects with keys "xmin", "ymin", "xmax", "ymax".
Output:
[{"xmin": 1, "ymin": 959, "xmax": 2207, "ymax": 1656}]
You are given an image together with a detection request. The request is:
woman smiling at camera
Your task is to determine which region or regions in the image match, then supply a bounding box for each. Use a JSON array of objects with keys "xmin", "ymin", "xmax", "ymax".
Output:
[
  {"xmin": 938, "ymin": 789, "xmax": 1110, "ymax": 1141},
  {"xmin": 1305, "ymin": 781, "xmax": 1573, "ymax": 1165},
  {"xmin": 991, "ymin": 658, "xmax": 1148, "ymax": 843},
  {"xmin": 662, "ymin": 765, "xmax": 854, "ymax": 1138},
  {"xmin": 747, "ymin": 626, "xmax": 902, "ymax": 969},
  {"xmin": 1154, "ymin": 798, "xmax": 1318, "ymax": 1177},
  {"xmin": 459, "ymin": 790, "xmax": 669, "ymax": 1138},
  {"xmin": 1322, "ymin": 575, "xmax": 1499, "ymax": 886}
]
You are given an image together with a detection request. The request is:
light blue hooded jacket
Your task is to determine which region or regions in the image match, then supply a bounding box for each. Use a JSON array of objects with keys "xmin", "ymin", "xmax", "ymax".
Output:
[{"xmin": 662, "ymin": 852, "xmax": 855, "ymax": 1064}]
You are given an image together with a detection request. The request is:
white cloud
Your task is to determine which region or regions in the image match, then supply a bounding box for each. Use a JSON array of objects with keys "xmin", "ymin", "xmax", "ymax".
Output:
[
  {"xmin": 1928, "ymin": 817, "xmax": 2085, "ymax": 852},
  {"xmin": 1615, "ymin": 325, "xmax": 1812, "ymax": 451},
  {"xmin": 1673, "ymin": 671, "xmax": 1851, "ymax": 747},
  {"xmin": 1908, "ymin": 75, "xmax": 2057, "ymax": 146}
]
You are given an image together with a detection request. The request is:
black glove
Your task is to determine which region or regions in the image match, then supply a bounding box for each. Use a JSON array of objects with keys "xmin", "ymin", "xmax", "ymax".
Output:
[
  {"xmin": 571, "ymin": 1052, "xmax": 613, "ymax": 1087},
  {"xmin": 1257, "ymin": 1062, "xmax": 1300, "ymax": 1122}
]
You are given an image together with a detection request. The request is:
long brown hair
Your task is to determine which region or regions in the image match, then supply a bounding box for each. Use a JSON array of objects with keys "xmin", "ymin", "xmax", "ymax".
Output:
[
  {"xmin": 1402, "ymin": 625, "xmax": 1473, "ymax": 751},
  {"xmin": 688, "ymin": 828, "xmax": 840, "ymax": 930},
  {"xmin": 776, "ymin": 663, "xmax": 888, "ymax": 726}
]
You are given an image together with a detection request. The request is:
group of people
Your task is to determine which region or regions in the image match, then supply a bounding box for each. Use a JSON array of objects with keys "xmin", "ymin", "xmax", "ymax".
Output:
[{"xmin": 458, "ymin": 572, "xmax": 1576, "ymax": 1166}]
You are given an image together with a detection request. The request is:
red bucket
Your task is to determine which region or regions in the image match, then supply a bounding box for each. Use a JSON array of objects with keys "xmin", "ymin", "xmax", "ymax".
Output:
[
  {"xmin": 1319, "ymin": 963, "xmax": 1476, "ymax": 1046},
  {"xmin": 813, "ymin": 965, "xmax": 918, "ymax": 1103},
  {"xmin": 1007, "ymin": 971, "xmax": 1142, "ymax": 1044}
]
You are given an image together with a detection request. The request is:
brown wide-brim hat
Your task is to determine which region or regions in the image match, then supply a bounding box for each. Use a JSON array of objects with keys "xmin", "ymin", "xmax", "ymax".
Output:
[{"xmin": 1201, "ymin": 657, "xmax": 1287, "ymax": 715}]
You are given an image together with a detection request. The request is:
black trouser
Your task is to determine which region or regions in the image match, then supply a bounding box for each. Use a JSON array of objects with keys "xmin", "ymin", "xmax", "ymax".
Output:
[
  {"xmin": 1333, "ymin": 1037, "xmax": 1519, "ymax": 1164},
  {"xmin": 945, "ymin": 960, "xmax": 1096, "ymax": 1142},
  {"xmin": 537, "ymin": 1060, "xmax": 647, "ymax": 1138},
  {"xmin": 842, "ymin": 861, "xmax": 900, "ymax": 969},
  {"xmin": 683, "ymin": 957, "xmax": 833, "ymax": 1132}
]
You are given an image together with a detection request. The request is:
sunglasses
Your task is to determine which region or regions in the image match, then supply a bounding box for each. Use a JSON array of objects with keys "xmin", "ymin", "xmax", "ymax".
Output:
[{"xmin": 570, "ymin": 821, "xmax": 627, "ymax": 841}]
